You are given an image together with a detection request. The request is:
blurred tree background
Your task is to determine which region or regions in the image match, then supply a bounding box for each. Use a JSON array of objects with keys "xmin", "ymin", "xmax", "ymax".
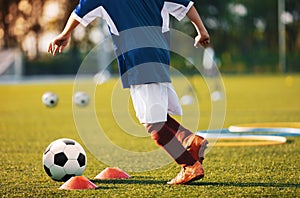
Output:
[{"xmin": 0, "ymin": 0, "xmax": 299, "ymax": 76}]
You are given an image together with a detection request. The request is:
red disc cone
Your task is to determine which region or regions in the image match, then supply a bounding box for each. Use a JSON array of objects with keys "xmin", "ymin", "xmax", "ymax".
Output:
[
  {"xmin": 94, "ymin": 167, "xmax": 130, "ymax": 179},
  {"xmin": 59, "ymin": 176, "xmax": 97, "ymax": 190}
]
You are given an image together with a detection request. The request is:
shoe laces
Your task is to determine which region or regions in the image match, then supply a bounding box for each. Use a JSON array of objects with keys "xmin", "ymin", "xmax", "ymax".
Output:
[{"xmin": 177, "ymin": 167, "xmax": 186, "ymax": 179}]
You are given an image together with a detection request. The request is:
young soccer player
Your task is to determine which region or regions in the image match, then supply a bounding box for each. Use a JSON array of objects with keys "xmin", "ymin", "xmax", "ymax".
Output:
[{"xmin": 48, "ymin": 0, "xmax": 210, "ymax": 185}]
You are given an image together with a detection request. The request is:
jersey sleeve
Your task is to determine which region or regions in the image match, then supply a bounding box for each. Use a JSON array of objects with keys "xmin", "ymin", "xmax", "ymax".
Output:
[
  {"xmin": 161, "ymin": 0, "xmax": 194, "ymax": 32},
  {"xmin": 164, "ymin": 0, "xmax": 194, "ymax": 21},
  {"xmin": 72, "ymin": 0, "xmax": 103, "ymax": 27}
]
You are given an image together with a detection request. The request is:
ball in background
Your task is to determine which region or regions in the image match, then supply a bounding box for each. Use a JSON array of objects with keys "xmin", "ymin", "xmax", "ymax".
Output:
[
  {"xmin": 73, "ymin": 91, "xmax": 90, "ymax": 107},
  {"xmin": 180, "ymin": 95, "xmax": 194, "ymax": 105},
  {"xmin": 43, "ymin": 138, "xmax": 87, "ymax": 182},
  {"xmin": 42, "ymin": 92, "xmax": 59, "ymax": 107}
]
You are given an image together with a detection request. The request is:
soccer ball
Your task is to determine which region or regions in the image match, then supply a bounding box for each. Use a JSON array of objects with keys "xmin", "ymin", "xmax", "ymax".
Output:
[
  {"xmin": 43, "ymin": 138, "xmax": 87, "ymax": 182},
  {"xmin": 42, "ymin": 92, "xmax": 58, "ymax": 107},
  {"xmin": 73, "ymin": 91, "xmax": 89, "ymax": 106},
  {"xmin": 180, "ymin": 95, "xmax": 194, "ymax": 105}
]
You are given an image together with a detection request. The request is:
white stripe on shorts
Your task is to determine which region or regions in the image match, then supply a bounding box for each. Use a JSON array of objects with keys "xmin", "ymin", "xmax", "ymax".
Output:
[{"xmin": 129, "ymin": 82, "xmax": 182, "ymax": 124}]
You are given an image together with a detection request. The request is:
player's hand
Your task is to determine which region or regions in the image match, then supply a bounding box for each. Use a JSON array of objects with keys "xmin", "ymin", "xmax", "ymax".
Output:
[
  {"xmin": 194, "ymin": 31, "xmax": 210, "ymax": 48},
  {"xmin": 48, "ymin": 34, "xmax": 70, "ymax": 56}
]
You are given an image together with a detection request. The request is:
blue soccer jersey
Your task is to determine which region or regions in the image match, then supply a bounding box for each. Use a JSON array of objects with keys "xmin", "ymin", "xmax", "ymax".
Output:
[{"xmin": 72, "ymin": 0, "xmax": 193, "ymax": 88}]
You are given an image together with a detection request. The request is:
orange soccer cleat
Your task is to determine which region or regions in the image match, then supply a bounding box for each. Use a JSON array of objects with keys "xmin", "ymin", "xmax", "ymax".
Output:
[{"xmin": 167, "ymin": 161, "xmax": 204, "ymax": 185}]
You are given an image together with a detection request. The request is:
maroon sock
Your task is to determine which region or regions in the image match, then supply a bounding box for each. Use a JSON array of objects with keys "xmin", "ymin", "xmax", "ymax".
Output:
[
  {"xmin": 166, "ymin": 114, "xmax": 193, "ymax": 143},
  {"xmin": 166, "ymin": 115, "xmax": 206, "ymax": 163},
  {"xmin": 146, "ymin": 122, "xmax": 196, "ymax": 167}
]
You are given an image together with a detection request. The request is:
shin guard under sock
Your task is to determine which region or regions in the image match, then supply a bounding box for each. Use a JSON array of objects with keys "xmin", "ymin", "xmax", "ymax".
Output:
[
  {"xmin": 147, "ymin": 122, "xmax": 196, "ymax": 167},
  {"xmin": 166, "ymin": 114, "xmax": 193, "ymax": 143}
]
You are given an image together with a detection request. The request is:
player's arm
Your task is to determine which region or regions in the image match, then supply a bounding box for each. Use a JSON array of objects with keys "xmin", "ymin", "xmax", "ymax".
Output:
[
  {"xmin": 186, "ymin": 6, "xmax": 210, "ymax": 48},
  {"xmin": 48, "ymin": 15, "xmax": 80, "ymax": 56}
]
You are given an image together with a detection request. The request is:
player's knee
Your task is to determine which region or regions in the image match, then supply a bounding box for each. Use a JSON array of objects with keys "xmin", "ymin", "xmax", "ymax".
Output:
[
  {"xmin": 144, "ymin": 122, "xmax": 166, "ymax": 142},
  {"xmin": 150, "ymin": 131, "xmax": 159, "ymax": 142},
  {"xmin": 144, "ymin": 122, "xmax": 165, "ymax": 133},
  {"xmin": 146, "ymin": 122, "xmax": 175, "ymax": 146}
]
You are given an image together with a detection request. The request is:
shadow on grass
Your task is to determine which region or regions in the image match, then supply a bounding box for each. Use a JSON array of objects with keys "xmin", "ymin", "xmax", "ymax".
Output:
[
  {"xmin": 91, "ymin": 177, "xmax": 300, "ymax": 188},
  {"xmin": 286, "ymin": 139, "xmax": 294, "ymax": 144},
  {"xmin": 91, "ymin": 176, "xmax": 166, "ymax": 185},
  {"xmin": 191, "ymin": 181, "xmax": 300, "ymax": 188}
]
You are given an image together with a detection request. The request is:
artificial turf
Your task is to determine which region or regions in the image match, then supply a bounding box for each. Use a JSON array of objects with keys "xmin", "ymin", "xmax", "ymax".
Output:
[{"xmin": 0, "ymin": 75, "xmax": 299, "ymax": 197}]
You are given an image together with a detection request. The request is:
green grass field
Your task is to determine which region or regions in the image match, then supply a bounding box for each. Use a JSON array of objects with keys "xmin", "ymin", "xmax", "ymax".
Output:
[{"xmin": 0, "ymin": 75, "xmax": 299, "ymax": 197}]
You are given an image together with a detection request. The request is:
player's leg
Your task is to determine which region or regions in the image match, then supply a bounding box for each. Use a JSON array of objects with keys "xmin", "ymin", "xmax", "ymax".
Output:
[
  {"xmin": 144, "ymin": 122, "xmax": 196, "ymax": 167},
  {"xmin": 130, "ymin": 83, "xmax": 205, "ymax": 184},
  {"xmin": 165, "ymin": 83, "xmax": 208, "ymax": 164},
  {"xmin": 166, "ymin": 114, "xmax": 208, "ymax": 164},
  {"xmin": 144, "ymin": 121, "xmax": 204, "ymax": 185}
]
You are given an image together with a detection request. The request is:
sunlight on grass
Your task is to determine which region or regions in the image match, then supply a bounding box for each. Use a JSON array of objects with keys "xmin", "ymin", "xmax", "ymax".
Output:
[{"xmin": 0, "ymin": 75, "xmax": 299, "ymax": 197}]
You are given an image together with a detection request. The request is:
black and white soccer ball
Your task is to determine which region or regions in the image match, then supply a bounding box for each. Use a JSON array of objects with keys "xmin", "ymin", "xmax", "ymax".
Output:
[
  {"xmin": 43, "ymin": 138, "xmax": 87, "ymax": 182},
  {"xmin": 73, "ymin": 91, "xmax": 89, "ymax": 106},
  {"xmin": 42, "ymin": 92, "xmax": 59, "ymax": 107}
]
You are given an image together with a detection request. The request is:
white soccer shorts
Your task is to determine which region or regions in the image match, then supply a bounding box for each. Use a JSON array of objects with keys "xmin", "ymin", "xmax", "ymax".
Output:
[{"xmin": 129, "ymin": 82, "xmax": 182, "ymax": 124}]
